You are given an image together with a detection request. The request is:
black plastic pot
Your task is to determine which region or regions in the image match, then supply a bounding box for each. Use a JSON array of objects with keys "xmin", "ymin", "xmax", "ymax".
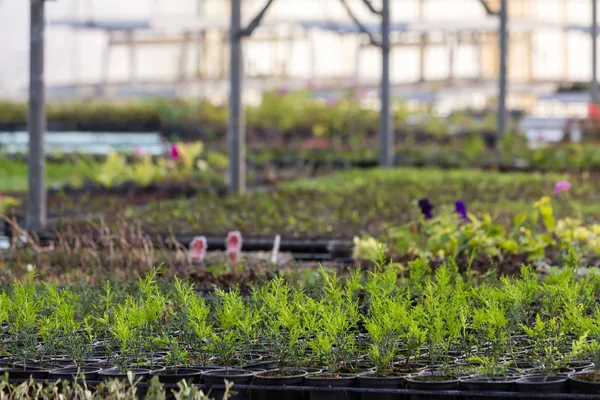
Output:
[
  {"xmin": 405, "ymin": 375, "xmax": 459, "ymax": 400},
  {"xmin": 97, "ymin": 367, "xmax": 151, "ymax": 382},
  {"xmin": 243, "ymin": 360, "xmax": 278, "ymax": 371},
  {"xmin": 188, "ymin": 365, "xmax": 228, "ymax": 372},
  {"xmin": 203, "ymin": 368, "xmax": 255, "ymax": 400},
  {"xmin": 13, "ymin": 361, "xmax": 63, "ymax": 370},
  {"xmin": 568, "ymin": 372, "xmax": 600, "ymax": 394},
  {"xmin": 358, "ymin": 372, "xmax": 408, "ymax": 400},
  {"xmin": 460, "ymin": 376, "xmax": 517, "ymax": 400},
  {"xmin": 515, "ymin": 375, "xmax": 568, "ymax": 399},
  {"xmin": 48, "ymin": 366, "xmax": 103, "ymax": 382},
  {"xmin": 305, "ymin": 373, "xmax": 356, "ymax": 400},
  {"xmin": 149, "ymin": 367, "xmax": 204, "ymax": 384},
  {"xmin": 567, "ymin": 361, "xmax": 595, "ymax": 372},
  {"xmin": 253, "ymin": 368, "xmax": 307, "ymax": 400},
  {"xmin": 0, "ymin": 367, "xmax": 49, "ymax": 380}
]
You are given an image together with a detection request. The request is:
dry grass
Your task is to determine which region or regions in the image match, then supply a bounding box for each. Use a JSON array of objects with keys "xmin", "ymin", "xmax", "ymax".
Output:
[{"xmin": 1, "ymin": 216, "xmax": 190, "ymax": 284}]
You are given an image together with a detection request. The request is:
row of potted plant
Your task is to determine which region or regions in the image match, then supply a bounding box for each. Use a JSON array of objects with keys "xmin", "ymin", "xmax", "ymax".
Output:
[
  {"xmin": 0, "ymin": 94, "xmax": 511, "ymax": 143},
  {"xmin": 2, "ymin": 257, "xmax": 600, "ymax": 398}
]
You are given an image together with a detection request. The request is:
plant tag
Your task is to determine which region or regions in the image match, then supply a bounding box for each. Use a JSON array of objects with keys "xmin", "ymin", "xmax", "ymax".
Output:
[
  {"xmin": 226, "ymin": 231, "xmax": 243, "ymax": 252},
  {"xmin": 227, "ymin": 249, "xmax": 241, "ymax": 263},
  {"xmin": 271, "ymin": 234, "xmax": 281, "ymax": 264},
  {"xmin": 189, "ymin": 236, "xmax": 207, "ymax": 263},
  {"xmin": 226, "ymin": 231, "xmax": 243, "ymax": 263}
]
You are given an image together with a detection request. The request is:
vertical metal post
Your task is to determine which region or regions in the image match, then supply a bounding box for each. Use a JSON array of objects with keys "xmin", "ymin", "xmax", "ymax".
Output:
[
  {"xmin": 418, "ymin": 0, "xmax": 426, "ymax": 83},
  {"xmin": 448, "ymin": 35, "xmax": 455, "ymax": 83},
  {"xmin": 27, "ymin": 0, "xmax": 47, "ymax": 230},
  {"xmin": 497, "ymin": 0, "xmax": 508, "ymax": 139},
  {"xmin": 228, "ymin": 0, "xmax": 245, "ymax": 193},
  {"xmin": 379, "ymin": 0, "xmax": 393, "ymax": 167},
  {"xmin": 127, "ymin": 31, "xmax": 136, "ymax": 86},
  {"xmin": 592, "ymin": 0, "xmax": 598, "ymax": 104}
]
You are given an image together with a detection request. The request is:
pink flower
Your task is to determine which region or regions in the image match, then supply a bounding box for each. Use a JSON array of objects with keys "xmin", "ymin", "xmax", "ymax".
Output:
[
  {"xmin": 326, "ymin": 97, "xmax": 338, "ymax": 107},
  {"xmin": 134, "ymin": 146, "xmax": 146, "ymax": 156},
  {"xmin": 306, "ymin": 79, "xmax": 317, "ymax": 89},
  {"xmin": 276, "ymin": 86, "xmax": 290, "ymax": 96},
  {"xmin": 554, "ymin": 180, "xmax": 571, "ymax": 195},
  {"xmin": 170, "ymin": 144, "xmax": 180, "ymax": 160}
]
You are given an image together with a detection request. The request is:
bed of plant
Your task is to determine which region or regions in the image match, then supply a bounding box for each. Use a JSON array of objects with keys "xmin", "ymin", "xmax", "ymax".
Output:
[
  {"xmin": 0, "ymin": 256, "xmax": 599, "ymax": 397},
  {"xmin": 1, "ymin": 142, "xmax": 228, "ymax": 194},
  {"xmin": 126, "ymin": 168, "xmax": 600, "ymax": 236},
  {"xmin": 0, "ymin": 93, "xmax": 513, "ymax": 144}
]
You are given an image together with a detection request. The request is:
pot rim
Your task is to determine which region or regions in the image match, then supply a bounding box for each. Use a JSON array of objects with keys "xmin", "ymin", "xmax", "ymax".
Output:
[{"xmin": 406, "ymin": 375, "xmax": 459, "ymax": 384}]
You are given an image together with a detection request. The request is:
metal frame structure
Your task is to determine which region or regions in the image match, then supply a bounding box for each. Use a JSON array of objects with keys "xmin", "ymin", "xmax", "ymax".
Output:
[{"xmin": 25, "ymin": 0, "xmax": 600, "ymax": 223}]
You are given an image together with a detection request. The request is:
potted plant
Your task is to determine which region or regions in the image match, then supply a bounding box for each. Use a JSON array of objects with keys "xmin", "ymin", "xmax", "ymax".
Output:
[
  {"xmin": 358, "ymin": 295, "xmax": 414, "ymax": 400},
  {"xmin": 405, "ymin": 265, "xmax": 462, "ymax": 400},
  {"xmin": 460, "ymin": 357, "xmax": 516, "ymax": 400},
  {"xmin": 305, "ymin": 269, "xmax": 362, "ymax": 400},
  {"xmin": 97, "ymin": 301, "xmax": 150, "ymax": 382},
  {"xmin": 514, "ymin": 315, "xmax": 582, "ymax": 395},
  {"xmin": 569, "ymin": 338, "xmax": 600, "ymax": 393},
  {"xmin": 2, "ymin": 271, "xmax": 48, "ymax": 380},
  {"xmin": 203, "ymin": 287, "xmax": 257, "ymax": 400},
  {"xmin": 252, "ymin": 276, "xmax": 307, "ymax": 400},
  {"xmin": 150, "ymin": 335, "xmax": 202, "ymax": 384},
  {"xmin": 461, "ymin": 299, "xmax": 516, "ymax": 400}
]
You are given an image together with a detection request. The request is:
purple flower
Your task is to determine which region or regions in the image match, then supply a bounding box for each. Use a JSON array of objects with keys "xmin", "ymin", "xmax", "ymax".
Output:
[
  {"xmin": 554, "ymin": 180, "xmax": 571, "ymax": 195},
  {"xmin": 455, "ymin": 200, "xmax": 468, "ymax": 222},
  {"xmin": 170, "ymin": 144, "xmax": 180, "ymax": 160},
  {"xmin": 418, "ymin": 198, "xmax": 434, "ymax": 220}
]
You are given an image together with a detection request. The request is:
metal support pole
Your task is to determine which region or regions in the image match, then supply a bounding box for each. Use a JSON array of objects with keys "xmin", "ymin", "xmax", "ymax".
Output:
[
  {"xmin": 497, "ymin": 0, "xmax": 508, "ymax": 139},
  {"xmin": 448, "ymin": 35, "xmax": 455, "ymax": 83},
  {"xmin": 592, "ymin": 0, "xmax": 598, "ymax": 104},
  {"xmin": 379, "ymin": 0, "xmax": 393, "ymax": 167},
  {"xmin": 127, "ymin": 31, "xmax": 136, "ymax": 86},
  {"xmin": 228, "ymin": 0, "xmax": 245, "ymax": 193},
  {"xmin": 418, "ymin": 0, "xmax": 426, "ymax": 83},
  {"xmin": 27, "ymin": 0, "xmax": 47, "ymax": 230}
]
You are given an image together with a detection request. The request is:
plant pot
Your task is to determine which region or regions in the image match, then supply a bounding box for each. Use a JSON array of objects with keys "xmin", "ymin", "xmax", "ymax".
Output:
[
  {"xmin": 515, "ymin": 375, "xmax": 567, "ymax": 399},
  {"xmin": 567, "ymin": 361, "xmax": 595, "ymax": 372},
  {"xmin": 305, "ymin": 373, "xmax": 356, "ymax": 400},
  {"xmin": 358, "ymin": 372, "xmax": 408, "ymax": 400},
  {"xmin": 149, "ymin": 366, "xmax": 204, "ymax": 384},
  {"xmin": 188, "ymin": 365, "xmax": 228, "ymax": 372},
  {"xmin": 405, "ymin": 374, "xmax": 459, "ymax": 400},
  {"xmin": 0, "ymin": 367, "xmax": 49, "ymax": 380},
  {"xmin": 97, "ymin": 367, "xmax": 151, "ymax": 382},
  {"xmin": 203, "ymin": 368, "xmax": 255, "ymax": 400},
  {"xmin": 243, "ymin": 360, "xmax": 278, "ymax": 371},
  {"xmin": 48, "ymin": 366, "xmax": 103, "ymax": 382},
  {"xmin": 460, "ymin": 376, "xmax": 517, "ymax": 400},
  {"xmin": 569, "ymin": 372, "xmax": 600, "ymax": 394},
  {"xmin": 13, "ymin": 361, "xmax": 63, "ymax": 370},
  {"xmin": 304, "ymin": 367, "xmax": 324, "ymax": 376},
  {"xmin": 253, "ymin": 368, "xmax": 307, "ymax": 400}
]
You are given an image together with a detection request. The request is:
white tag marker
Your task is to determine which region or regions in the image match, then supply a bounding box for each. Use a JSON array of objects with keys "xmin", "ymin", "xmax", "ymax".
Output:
[
  {"xmin": 271, "ymin": 235, "xmax": 281, "ymax": 264},
  {"xmin": 226, "ymin": 231, "xmax": 243, "ymax": 263},
  {"xmin": 189, "ymin": 236, "xmax": 207, "ymax": 263}
]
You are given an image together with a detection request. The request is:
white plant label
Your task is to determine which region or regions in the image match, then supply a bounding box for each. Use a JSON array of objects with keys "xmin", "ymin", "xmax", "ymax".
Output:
[
  {"xmin": 226, "ymin": 231, "xmax": 243, "ymax": 263},
  {"xmin": 189, "ymin": 236, "xmax": 207, "ymax": 263},
  {"xmin": 271, "ymin": 234, "xmax": 281, "ymax": 264}
]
